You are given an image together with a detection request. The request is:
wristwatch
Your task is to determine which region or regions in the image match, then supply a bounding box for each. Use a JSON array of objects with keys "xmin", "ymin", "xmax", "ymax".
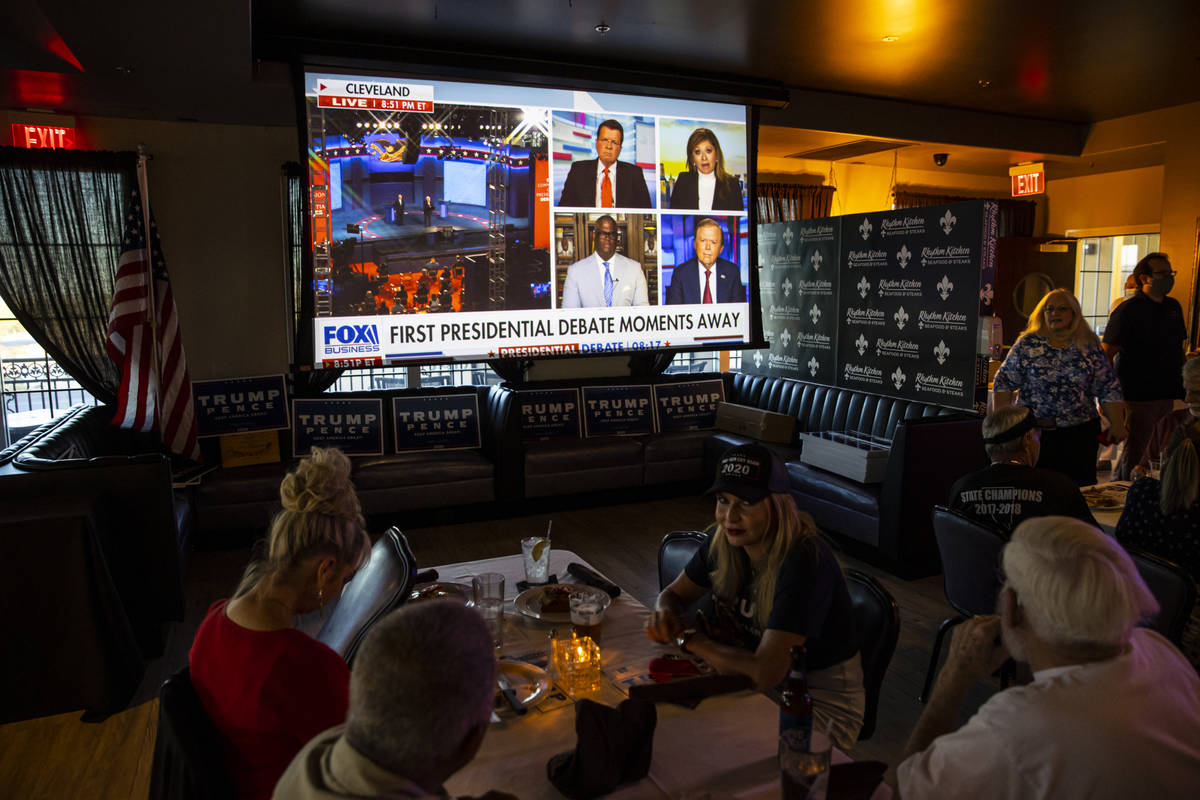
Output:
[{"xmin": 675, "ymin": 629, "xmax": 697, "ymax": 654}]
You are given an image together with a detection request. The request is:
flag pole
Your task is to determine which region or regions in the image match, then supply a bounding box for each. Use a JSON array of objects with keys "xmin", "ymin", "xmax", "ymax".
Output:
[{"xmin": 135, "ymin": 143, "xmax": 164, "ymax": 437}]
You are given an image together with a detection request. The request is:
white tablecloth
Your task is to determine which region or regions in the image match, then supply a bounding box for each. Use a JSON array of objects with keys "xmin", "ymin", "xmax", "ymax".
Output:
[{"xmin": 437, "ymin": 549, "xmax": 887, "ymax": 800}]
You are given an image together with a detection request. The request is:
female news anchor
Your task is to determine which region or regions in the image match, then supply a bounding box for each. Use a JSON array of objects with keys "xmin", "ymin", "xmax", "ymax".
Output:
[
  {"xmin": 189, "ymin": 447, "xmax": 371, "ymax": 799},
  {"xmin": 668, "ymin": 127, "xmax": 743, "ymax": 211},
  {"xmin": 992, "ymin": 288, "xmax": 1126, "ymax": 485},
  {"xmin": 646, "ymin": 444, "xmax": 865, "ymax": 748}
]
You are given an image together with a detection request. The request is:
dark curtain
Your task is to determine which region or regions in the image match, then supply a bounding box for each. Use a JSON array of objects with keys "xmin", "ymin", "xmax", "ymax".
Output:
[
  {"xmin": 283, "ymin": 163, "xmax": 343, "ymax": 393},
  {"xmin": 893, "ymin": 186, "xmax": 1036, "ymax": 237},
  {"xmin": 0, "ymin": 147, "xmax": 138, "ymax": 403},
  {"xmin": 629, "ymin": 351, "xmax": 675, "ymax": 377},
  {"xmin": 755, "ymin": 183, "xmax": 836, "ymax": 223}
]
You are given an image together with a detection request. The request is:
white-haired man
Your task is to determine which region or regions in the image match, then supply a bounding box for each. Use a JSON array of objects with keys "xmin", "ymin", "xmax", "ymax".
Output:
[
  {"xmin": 899, "ymin": 516, "xmax": 1200, "ymax": 799},
  {"xmin": 274, "ymin": 600, "xmax": 505, "ymax": 799},
  {"xmin": 948, "ymin": 406, "xmax": 1099, "ymax": 533}
]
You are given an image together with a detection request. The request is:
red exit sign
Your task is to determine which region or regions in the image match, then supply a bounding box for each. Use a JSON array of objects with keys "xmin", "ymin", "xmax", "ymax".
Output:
[
  {"xmin": 1009, "ymin": 163, "xmax": 1045, "ymax": 196},
  {"xmin": 12, "ymin": 123, "xmax": 77, "ymax": 150}
]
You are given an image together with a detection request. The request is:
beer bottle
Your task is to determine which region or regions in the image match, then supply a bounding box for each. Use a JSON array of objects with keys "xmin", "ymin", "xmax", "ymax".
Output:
[{"xmin": 778, "ymin": 644, "xmax": 813, "ymax": 743}]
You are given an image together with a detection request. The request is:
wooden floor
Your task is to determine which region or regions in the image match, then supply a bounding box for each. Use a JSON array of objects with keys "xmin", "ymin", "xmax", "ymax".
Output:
[{"xmin": 0, "ymin": 493, "xmax": 1005, "ymax": 798}]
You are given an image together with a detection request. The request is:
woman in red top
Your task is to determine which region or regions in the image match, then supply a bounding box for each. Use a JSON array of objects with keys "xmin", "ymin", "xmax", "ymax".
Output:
[{"xmin": 190, "ymin": 447, "xmax": 371, "ymax": 800}]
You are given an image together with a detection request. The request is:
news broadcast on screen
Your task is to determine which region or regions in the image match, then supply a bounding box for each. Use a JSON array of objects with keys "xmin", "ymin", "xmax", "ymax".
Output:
[{"xmin": 302, "ymin": 69, "xmax": 756, "ymax": 367}]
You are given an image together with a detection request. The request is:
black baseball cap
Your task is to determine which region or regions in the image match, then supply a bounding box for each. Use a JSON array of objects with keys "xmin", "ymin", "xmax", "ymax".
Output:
[{"xmin": 706, "ymin": 443, "xmax": 791, "ymax": 503}]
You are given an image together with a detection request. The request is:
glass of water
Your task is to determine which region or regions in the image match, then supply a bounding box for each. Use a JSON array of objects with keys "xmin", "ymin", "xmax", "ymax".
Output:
[
  {"xmin": 472, "ymin": 572, "xmax": 505, "ymax": 648},
  {"xmin": 780, "ymin": 729, "xmax": 831, "ymax": 800}
]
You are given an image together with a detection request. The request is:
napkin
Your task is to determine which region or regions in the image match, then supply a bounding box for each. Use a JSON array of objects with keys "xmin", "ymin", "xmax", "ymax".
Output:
[{"xmin": 546, "ymin": 698, "xmax": 656, "ymax": 799}]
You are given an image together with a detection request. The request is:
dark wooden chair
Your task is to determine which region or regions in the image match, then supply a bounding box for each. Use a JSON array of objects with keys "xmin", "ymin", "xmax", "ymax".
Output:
[
  {"xmin": 845, "ymin": 568, "xmax": 900, "ymax": 741},
  {"xmin": 316, "ymin": 527, "xmax": 417, "ymax": 665},
  {"xmin": 148, "ymin": 667, "xmax": 234, "ymax": 800}
]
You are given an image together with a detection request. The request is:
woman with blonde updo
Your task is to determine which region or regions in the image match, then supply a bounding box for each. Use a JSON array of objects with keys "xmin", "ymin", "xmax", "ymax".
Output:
[{"xmin": 190, "ymin": 447, "xmax": 371, "ymax": 800}]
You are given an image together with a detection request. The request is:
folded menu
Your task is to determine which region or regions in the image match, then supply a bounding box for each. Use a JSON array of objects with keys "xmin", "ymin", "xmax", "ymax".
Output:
[{"xmin": 567, "ymin": 562, "xmax": 621, "ymax": 598}]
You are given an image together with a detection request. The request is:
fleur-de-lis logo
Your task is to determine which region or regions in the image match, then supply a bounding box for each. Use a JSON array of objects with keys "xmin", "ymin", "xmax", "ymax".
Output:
[
  {"xmin": 940, "ymin": 209, "xmax": 957, "ymax": 234},
  {"xmin": 782, "ymin": 226, "xmax": 794, "ymax": 246},
  {"xmin": 934, "ymin": 339, "xmax": 951, "ymax": 365},
  {"xmin": 857, "ymin": 276, "xmax": 870, "ymax": 298},
  {"xmin": 894, "ymin": 305, "xmax": 909, "ymax": 330},
  {"xmin": 855, "ymin": 333, "xmax": 868, "ymax": 356},
  {"xmin": 753, "ymin": 351, "xmax": 764, "ymax": 369},
  {"xmin": 782, "ymin": 277, "xmax": 793, "ymax": 298},
  {"xmin": 980, "ymin": 282, "xmax": 995, "ymax": 305},
  {"xmin": 891, "ymin": 366, "xmax": 907, "ymax": 389},
  {"xmin": 896, "ymin": 244, "xmax": 912, "ymax": 269},
  {"xmin": 809, "ymin": 249, "xmax": 823, "ymax": 271},
  {"xmin": 808, "ymin": 357, "xmax": 819, "ymax": 376},
  {"xmin": 859, "ymin": 217, "xmax": 873, "ymax": 240},
  {"xmin": 780, "ymin": 327, "xmax": 792, "ymax": 349},
  {"xmin": 809, "ymin": 305, "xmax": 821, "ymax": 325},
  {"xmin": 937, "ymin": 275, "xmax": 954, "ymax": 300}
]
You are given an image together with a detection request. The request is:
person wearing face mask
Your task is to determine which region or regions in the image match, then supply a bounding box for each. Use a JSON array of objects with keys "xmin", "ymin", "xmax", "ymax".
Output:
[
  {"xmin": 1103, "ymin": 252, "xmax": 1188, "ymax": 480},
  {"xmin": 992, "ymin": 289, "xmax": 1126, "ymax": 485},
  {"xmin": 644, "ymin": 444, "xmax": 865, "ymax": 748},
  {"xmin": 668, "ymin": 128, "xmax": 743, "ymax": 211}
]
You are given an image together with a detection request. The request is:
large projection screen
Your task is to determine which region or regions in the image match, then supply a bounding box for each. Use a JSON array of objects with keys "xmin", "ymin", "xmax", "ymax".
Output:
[{"xmin": 302, "ymin": 70, "xmax": 757, "ymax": 368}]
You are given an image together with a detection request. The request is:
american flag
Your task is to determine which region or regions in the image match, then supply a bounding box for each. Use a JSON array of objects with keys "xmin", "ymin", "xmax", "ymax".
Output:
[{"xmin": 105, "ymin": 185, "xmax": 200, "ymax": 461}]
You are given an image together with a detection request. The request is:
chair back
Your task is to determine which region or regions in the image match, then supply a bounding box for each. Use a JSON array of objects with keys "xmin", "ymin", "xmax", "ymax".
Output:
[
  {"xmin": 148, "ymin": 667, "xmax": 234, "ymax": 800},
  {"xmin": 1128, "ymin": 548, "xmax": 1197, "ymax": 644},
  {"xmin": 931, "ymin": 505, "xmax": 1007, "ymax": 618},
  {"xmin": 844, "ymin": 568, "xmax": 900, "ymax": 742},
  {"xmin": 658, "ymin": 530, "xmax": 707, "ymax": 590},
  {"xmin": 316, "ymin": 527, "xmax": 417, "ymax": 665}
]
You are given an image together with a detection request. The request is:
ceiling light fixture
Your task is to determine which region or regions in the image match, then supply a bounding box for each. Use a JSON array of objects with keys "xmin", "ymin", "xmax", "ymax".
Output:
[
  {"xmin": 881, "ymin": 35, "xmax": 899, "ymax": 42},
  {"xmin": 595, "ymin": 21, "xmax": 611, "ymax": 34},
  {"xmin": 978, "ymin": 79, "xmax": 992, "ymax": 88}
]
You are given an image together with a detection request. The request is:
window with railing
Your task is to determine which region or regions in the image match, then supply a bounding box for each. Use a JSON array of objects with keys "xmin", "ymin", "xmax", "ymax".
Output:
[
  {"xmin": 663, "ymin": 350, "xmax": 738, "ymax": 374},
  {"xmin": 0, "ymin": 296, "xmax": 98, "ymax": 446}
]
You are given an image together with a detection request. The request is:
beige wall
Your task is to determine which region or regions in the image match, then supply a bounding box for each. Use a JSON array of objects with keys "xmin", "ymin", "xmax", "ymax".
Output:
[{"xmin": 1044, "ymin": 166, "xmax": 1164, "ymax": 235}]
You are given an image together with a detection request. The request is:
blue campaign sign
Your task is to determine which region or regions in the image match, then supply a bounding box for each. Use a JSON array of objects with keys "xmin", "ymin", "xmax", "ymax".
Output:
[
  {"xmin": 292, "ymin": 398, "xmax": 384, "ymax": 456},
  {"xmin": 518, "ymin": 388, "xmax": 581, "ymax": 439},
  {"xmin": 582, "ymin": 385, "xmax": 655, "ymax": 437},
  {"xmin": 192, "ymin": 374, "xmax": 289, "ymax": 437},
  {"xmin": 654, "ymin": 379, "xmax": 725, "ymax": 432},
  {"xmin": 392, "ymin": 394, "xmax": 481, "ymax": 451}
]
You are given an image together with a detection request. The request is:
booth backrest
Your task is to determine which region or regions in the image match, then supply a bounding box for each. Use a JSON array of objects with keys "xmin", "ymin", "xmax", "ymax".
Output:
[
  {"xmin": 727, "ymin": 372, "xmax": 960, "ymax": 444},
  {"xmin": 14, "ymin": 405, "xmax": 168, "ymax": 469}
]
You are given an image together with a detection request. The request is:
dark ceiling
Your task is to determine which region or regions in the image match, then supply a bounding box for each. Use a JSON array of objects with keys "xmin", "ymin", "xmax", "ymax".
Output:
[{"xmin": 4, "ymin": 1, "xmax": 1200, "ymax": 131}]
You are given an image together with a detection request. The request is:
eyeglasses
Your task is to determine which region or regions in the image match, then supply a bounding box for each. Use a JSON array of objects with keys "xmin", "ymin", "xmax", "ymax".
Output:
[
  {"xmin": 1151, "ymin": 269, "xmax": 1177, "ymax": 278},
  {"xmin": 1043, "ymin": 304, "xmax": 1073, "ymax": 314},
  {"xmin": 595, "ymin": 230, "xmax": 617, "ymax": 238}
]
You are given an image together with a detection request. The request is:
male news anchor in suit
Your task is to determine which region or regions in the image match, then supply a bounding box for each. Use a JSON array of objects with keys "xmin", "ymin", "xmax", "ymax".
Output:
[
  {"xmin": 562, "ymin": 215, "xmax": 649, "ymax": 308},
  {"xmin": 557, "ymin": 120, "xmax": 653, "ymax": 209},
  {"xmin": 665, "ymin": 219, "xmax": 746, "ymax": 304}
]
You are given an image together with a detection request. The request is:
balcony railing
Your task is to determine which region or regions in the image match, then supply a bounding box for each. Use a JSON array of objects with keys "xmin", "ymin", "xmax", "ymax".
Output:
[{"xmin": 0, "ymin": 355, "xmax": 98, "ymax": 446}]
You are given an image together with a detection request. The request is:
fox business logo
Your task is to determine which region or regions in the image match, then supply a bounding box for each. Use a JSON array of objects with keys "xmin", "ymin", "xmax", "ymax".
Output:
[{"xmin": 322, "ymin": 324, "xmax": 382, "ymax": 356}]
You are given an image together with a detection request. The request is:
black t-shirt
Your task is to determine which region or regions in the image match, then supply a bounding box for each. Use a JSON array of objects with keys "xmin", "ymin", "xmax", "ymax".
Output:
[
  {"xmin": 948, "ymin": 462, "xmax": 1099, "ymax": 533},
  {"xmin": 683, "ymin": 532, "xmax": 858, "ymax": 671},
  {"xmin": 1103, "ymin": 292, "xmax": 1186, "ymax": 400}
]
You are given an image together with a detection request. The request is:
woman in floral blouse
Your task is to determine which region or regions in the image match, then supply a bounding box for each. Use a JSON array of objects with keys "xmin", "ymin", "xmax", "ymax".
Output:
[{"xmin": 992, "ymin": 289, "xmax": 1126, "ymax": 485}]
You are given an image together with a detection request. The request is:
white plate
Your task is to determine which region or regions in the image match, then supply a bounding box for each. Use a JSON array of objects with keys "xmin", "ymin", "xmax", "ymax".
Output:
[
  {"xmin": 515, "ymin": 584, "xmax": 575, "ymax": 623},
  {"xmin": 497, "ymin": 659, "xmax": 551, "ymax": 708}
]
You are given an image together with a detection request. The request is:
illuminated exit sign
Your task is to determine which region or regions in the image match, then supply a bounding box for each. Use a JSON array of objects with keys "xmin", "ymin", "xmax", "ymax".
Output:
[
  {"xmin": 1009, "ymin": 162, "xmax": 1045, "ymax": 196},
  {"xmin": 12, "ymin": 123, "xmax": 77, "ymax": 150}
]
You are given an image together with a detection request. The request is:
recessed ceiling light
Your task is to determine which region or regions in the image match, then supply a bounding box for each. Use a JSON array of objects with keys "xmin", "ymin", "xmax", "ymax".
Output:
[
  {"xmin": 595, "ymin": 22, "xmax": 611, "ymax": 34},
  {"xmin": 881, "ymin": 35, "xmax": 899, "ymax": 42},
  {"xmin": 978, "ymin": 79, "xmax": 992, "ymax": 88}
]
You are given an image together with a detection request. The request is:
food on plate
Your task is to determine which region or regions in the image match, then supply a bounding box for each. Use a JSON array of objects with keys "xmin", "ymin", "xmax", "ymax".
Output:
[
  {"xmin": 537, "ymin": 584, "xmax": 575, "ymax": 614},
  {"xmin": 410, "ymin": 582, "xmax": 470, "ymax": 603},
  {"xmin": 1080, "ymin": 486, "xmax": 1127, "ymax": 509}
]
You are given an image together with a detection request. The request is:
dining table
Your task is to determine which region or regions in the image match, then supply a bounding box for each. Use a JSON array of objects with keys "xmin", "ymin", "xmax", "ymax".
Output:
[
  {"xmin": 1081, "ymin": 480, "xmax": 1131, "ymax": 534},
  {"xmin": 434, "ymin": 547, "xmax": 889, "ymax": 800}
]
